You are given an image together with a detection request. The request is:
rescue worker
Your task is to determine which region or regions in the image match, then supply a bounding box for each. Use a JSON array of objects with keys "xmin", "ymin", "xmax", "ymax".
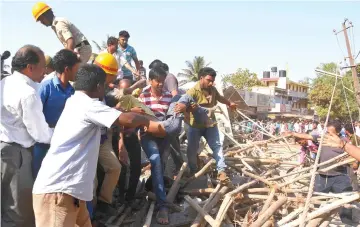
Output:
[{"xmin": 32, "ymin": 2, "xmax": 92, "ymax": 63}]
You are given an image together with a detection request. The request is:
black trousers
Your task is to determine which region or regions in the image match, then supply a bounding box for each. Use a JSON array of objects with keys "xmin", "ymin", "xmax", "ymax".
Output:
[
  {"xmin": 116, "ymin": 133, "xmax": 142, "ymax": 202},
  {"xmin": 315, "ymin": 174, "xmax": 353, "ymax": 223}
]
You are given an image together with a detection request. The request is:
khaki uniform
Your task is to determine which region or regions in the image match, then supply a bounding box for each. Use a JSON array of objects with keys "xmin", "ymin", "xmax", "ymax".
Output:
[{"xmin": 52, "ymin": 17, "xmax": 92, "ymax": 63}]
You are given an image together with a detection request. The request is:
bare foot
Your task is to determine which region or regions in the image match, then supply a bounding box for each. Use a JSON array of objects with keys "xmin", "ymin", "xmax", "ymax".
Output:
[{"xmin": 156, "ymin": 207, "xmax": 169, "ymax": 225}]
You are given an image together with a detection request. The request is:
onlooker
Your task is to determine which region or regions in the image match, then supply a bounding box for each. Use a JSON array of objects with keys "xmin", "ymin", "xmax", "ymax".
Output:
[
  {"xmin": 1, "ymin": 45, "xmax": 53, "ymax": 227},
  {"xmin": 118, "ymin": 30, "xmax": 140, "ymax": 83},
  {"xmin": 33, "ymin": 49, "xmax": 80, "ymax": 179},
  {"xmin": 101, "ymin": 36, "xmax": 140, "ymax": 80},
  {"xmin": 139, "ymin": 60, "xmax": 146, "ymax": 78}
]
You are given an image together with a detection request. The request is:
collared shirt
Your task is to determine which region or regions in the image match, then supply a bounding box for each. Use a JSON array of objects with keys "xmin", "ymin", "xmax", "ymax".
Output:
[
  {"xmin": 139, "ymin": 86, "xmax": 172, "ymax": 121},
  {"xmin": 186, "ymin": 81, "xmax": 220, "ymax": 128},
  {"xmin": 33, "ymin": 92, "xmax": 122, "ymax": 201},
  {"xmin": 42, "ymin": 71, "xmax": 56, "ymax": 82},
  {"xmin": 51, "ymin": 17, "xmax": 87, "ymax": 48},
  {"xmin": 0, "ymin": 71, "xmax": 53, "ymax": 148},
  {"xmin": 39, "ymin": 75, "xmax": 74, "ymax": 127},
  {"xmin": 118, "ymin": 45, "xmax": 137, "ymax": 78},
  {"xmin": 100, "ymin": 49, "xmax": 127, "ymax": 77}
]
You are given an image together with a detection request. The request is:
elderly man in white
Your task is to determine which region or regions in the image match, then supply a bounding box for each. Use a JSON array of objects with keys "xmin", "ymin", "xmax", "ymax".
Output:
[{"xmin": 0, "ymin": 45, "xmax": 53, "ymax": 227}]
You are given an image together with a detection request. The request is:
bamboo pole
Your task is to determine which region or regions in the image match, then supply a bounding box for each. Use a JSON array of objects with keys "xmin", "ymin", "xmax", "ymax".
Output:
[
  {"xmin": 167, "ymin": 162, "xmax": 188, "ymax": 203},
  {"xmin": 193, "ymin": 186, "xmax": 230, "ymax": 227},
  {"xmin": 250, "ymin": 197, "xmax": 288, "ymax": 227},
  {"xmin": 184, "ymin": 159, "xmax": 215, "ymax": 185},
  {"xmin": 277, "ymin": 207, "xmax": 304, "ymax": 226},
  {"xmin": 134, "ymin": 201, "xmax": 150, "ymax": 227},
  {"xmin": 184, "ymin": 195, "xmax": 219, "ymax": 227},
  {"xmin": 283, "ymin": 193, "xmax": 360, "ymax": 227},
  {"xmin": 259, "ymin": 188, "xmax": 276, "ymax": 216},
  {"xmin": 143, "ymin": 201, "xmax": 155, "ymax": 227}
]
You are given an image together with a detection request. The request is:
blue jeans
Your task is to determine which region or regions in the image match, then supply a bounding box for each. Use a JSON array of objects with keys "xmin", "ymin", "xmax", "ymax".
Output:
[
  {"xmin": 140, "ymin": 133, "xmax": 167, "ymax": 208},
  {"xmin": 32, "ymin": 143, "xmax": 50, "ymax": 179},
  {"xmin": 162, "ymin": 94, "xmax": 209, "ymax": 136},
  {"xmin": 315, "ymin": 174, "xmax": 353, "ymax": 223},
  {"xmin": 186, "ymin": 124, "xmax": 226, "ymax": 174}
]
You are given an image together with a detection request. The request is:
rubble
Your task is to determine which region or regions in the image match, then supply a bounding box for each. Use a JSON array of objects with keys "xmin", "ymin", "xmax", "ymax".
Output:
[{"xmin": 100, "ymin": 111, "xmax": 360, "ymax": 227}]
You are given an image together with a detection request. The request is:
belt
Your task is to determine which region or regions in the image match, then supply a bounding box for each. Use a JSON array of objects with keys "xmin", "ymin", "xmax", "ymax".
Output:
[{"xmin": 75, "ymin": 40, "xmax": 90, "ymax": 48}]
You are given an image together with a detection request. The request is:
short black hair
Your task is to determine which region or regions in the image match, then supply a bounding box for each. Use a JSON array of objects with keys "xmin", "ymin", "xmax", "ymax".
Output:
[
  {"xmin": 149, "ymin": 67, "xmax": 167, "ymax": 81},
  {"xmin": 198, "ymin": 67, "xmax": 216, "ymax": 80},
  {"xmin": 107, "ymin": 36, "xmax": 118, "ymax": 46},
  {"xmin": 328, "ymin": 119, "xmax": 342, "ymax": 133},
  {"xmin": 162, "ymin": 63, "xmax": 169, "ymax": 72},
  {"xmin": 74, "ymin": 64, "xmax": 106, "ymax": 92},
  {"xmin": 52, "ymin": 49, "xmax": 81, "ymax": 74},
  {"xmin": 119, "ymin": 30, "xmax": 130, "ymax": 38},
  {"xmin": 11, "ymin": 45, "xmax": 44, "ymax": 72},
  {"xmin": 344, "ymin": 123, "xmax": 354, "ymax": 134},
  {"xmin": 149, "ymin": 59, "xmax": 162, "ymax": 69}
]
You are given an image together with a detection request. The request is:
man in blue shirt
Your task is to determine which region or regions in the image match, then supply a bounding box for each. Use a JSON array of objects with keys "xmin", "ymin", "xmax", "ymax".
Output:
[
  {"xmin": 118, "ymin": 30, "xmax": 140, "ymax": 83},
  {"xmin": 33, "ymin": 49, "xmax": 81, "ymax": 178}
]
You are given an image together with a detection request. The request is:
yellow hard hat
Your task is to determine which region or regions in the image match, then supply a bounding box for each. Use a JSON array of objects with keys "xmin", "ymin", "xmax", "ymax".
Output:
[
  {"xmin": 94, "ymin": 53, "xmax": 118, "ymax": 76},
  {"xmin": 32, "ymin": 2, "xmax": 51, "ymax": 21}
]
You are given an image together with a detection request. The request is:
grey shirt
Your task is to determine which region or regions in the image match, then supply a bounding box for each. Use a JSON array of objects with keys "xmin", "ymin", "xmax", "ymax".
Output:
[
  {"xmin": 163, "ymin": 73, "xmax": 178, "ymax": 94},
  {"xmin": 312, "ymin": 133, "xmax": 347, "ymax": 176}
]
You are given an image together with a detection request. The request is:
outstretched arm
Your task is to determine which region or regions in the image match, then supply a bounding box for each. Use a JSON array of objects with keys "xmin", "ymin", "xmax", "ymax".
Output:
[
  {"xmin": 283, "ymin": 131, "xmax": 314, "ymax": 140},
  {"xmin": 323, "ymin": 133, "xmax": 360, "ymax": 161}
]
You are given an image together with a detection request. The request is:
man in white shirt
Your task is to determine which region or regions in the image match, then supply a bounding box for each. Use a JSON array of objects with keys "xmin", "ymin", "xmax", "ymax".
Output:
[
  {"xmin": 1, "ymin": 45, "xmax": 53, "ymax": 227},
  {"xmin": 32, "ymin": 64, "xmax": 165, "ymax": 227},
  {"xmin": 355, "ymin": 121, "xmax": 360, "ymax": 138}
]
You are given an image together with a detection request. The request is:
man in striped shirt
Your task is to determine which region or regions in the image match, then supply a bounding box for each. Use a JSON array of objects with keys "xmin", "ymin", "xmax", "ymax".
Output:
[{"xmin": 137, "ymin": 67, "xmax": 172, "ymax": 225}]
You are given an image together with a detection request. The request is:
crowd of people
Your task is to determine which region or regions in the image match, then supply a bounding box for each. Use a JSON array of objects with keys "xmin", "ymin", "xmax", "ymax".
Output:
[
  {"xmin": 0, "ymin": 2, "xmax": 238, "ymax": 227},
  {"xmin": 2, "ymin": 2, "xmax": 360, "ymax": 227}
]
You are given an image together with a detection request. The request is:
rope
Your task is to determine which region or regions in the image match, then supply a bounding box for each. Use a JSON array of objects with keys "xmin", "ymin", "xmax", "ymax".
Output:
[
  {"xmin": 341, "ymin": 78, "xmax": 358, "ymax": 146},
  {"xmin": 298, "ymin": 72, "xmax": 339, "ymax": 226}
]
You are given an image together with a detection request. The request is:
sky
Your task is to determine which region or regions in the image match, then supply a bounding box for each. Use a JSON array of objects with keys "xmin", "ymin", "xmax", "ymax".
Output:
[{"xmin": 1, "ymin": 0, "xmax": 359, "ymax": 83}]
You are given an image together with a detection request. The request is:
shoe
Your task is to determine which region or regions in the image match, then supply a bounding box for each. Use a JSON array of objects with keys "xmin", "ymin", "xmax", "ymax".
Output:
[{"xmin": 217, "ymin": 171, "xmax": 233, "ymax": 187}]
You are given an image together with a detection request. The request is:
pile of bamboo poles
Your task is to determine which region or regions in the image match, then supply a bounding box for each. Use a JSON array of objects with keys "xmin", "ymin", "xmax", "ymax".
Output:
[
  {"xmin": 173, "ymin": 132, "xmax": 359, "ymax": 227},
  {"xmin": 104, "ymin": 115, "xmax": 359, "ymax": 226}
]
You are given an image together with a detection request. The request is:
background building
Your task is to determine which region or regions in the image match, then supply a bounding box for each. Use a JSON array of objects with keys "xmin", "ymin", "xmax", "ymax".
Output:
[{"xmin": 224, "ymin": 66, "xmax": 313, "ymax": 119}]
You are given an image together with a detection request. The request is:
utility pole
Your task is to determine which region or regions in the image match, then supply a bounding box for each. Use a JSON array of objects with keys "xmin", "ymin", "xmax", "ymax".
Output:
[{"xmin": 340, "ymin": 19, "xmax": 360, "ymax": 111}]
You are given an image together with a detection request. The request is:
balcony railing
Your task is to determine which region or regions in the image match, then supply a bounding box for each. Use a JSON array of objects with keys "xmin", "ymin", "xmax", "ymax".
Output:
[{"xmin": 288, "ymin": 90, "xmax": 308, "ymax": 98}]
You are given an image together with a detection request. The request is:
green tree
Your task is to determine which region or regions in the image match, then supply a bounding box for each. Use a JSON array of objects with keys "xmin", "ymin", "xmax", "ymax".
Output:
[
  {"xmin": 298, "ymin": 77, "xmax": 312, "ymax": 85},
  {"xmin": 309, "ymin": 62, "xmax": 358, "ymax": 120},
  {"xmin": 221, "ymin": 68, "xmax": 262, "ymax": 90},
  {"xmin": 178, "ymin": 56, "xmax": 210, "ymax": 82},
  {"xmin": 90, "ymin": 35, "xmax": 110, "ymax": 63}
]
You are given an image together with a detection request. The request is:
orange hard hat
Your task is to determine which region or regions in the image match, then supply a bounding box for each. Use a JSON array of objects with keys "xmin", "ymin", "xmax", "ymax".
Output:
[{"xmin": 32, "ymin": 2, "xmax": 51, "ymax": 21}]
